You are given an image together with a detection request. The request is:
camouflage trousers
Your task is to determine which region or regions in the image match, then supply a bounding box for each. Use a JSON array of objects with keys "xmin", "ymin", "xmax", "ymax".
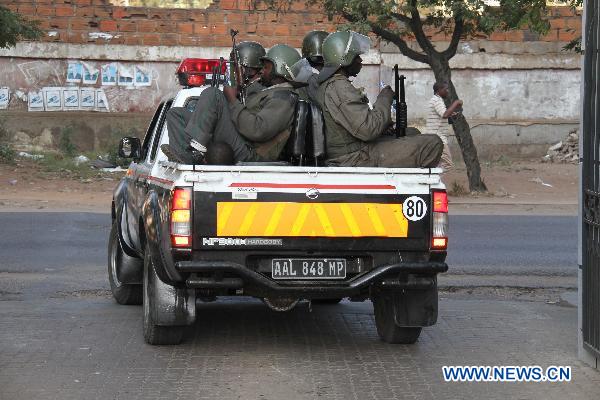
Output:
[
  {"xmin": 327, "ymin": 134, "xmax": 444, "ymax": 168},
  {"xmin": 165, "ymin": 87, "xmax": 257, "ymax": 163}
]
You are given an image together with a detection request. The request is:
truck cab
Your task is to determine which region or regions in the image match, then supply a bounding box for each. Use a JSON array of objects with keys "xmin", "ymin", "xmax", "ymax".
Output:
[{"xmin": 108, "ymin": 58, "xmax": 449, "ymax": 345}]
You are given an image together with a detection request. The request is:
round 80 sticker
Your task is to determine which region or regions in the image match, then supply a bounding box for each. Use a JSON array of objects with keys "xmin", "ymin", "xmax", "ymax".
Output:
[{"xmin": 402, "ymin": 196, "xmax": 427, "ymax": 221}]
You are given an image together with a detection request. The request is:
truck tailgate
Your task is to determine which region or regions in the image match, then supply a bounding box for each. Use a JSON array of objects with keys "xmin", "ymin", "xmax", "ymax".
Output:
[{"xmin": 187, "ymin": 166, "xmax": 442, "ymax": 252}]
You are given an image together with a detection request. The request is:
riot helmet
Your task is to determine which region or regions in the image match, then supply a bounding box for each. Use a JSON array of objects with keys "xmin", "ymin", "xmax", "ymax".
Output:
[
  {"xmin": 318, "ymin": 31, "xmax": 371, "ymax": 82},
  {"xmin": 260, "ymin": 44, "xmax": 302, "ymax": 82},
  {"xmin": 236, "ymin": 41, "xmax": 266, "ymax": 69},
  {"xmin": 301, "ymin": 30, "xmax": 329, "ymax": 65}
]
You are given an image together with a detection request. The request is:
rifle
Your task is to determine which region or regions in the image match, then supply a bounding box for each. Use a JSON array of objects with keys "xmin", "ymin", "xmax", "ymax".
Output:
[
  {"xmin": 210, "ymin": 57, "xmax": 227, "ymax": 88},
  {"xmin": 230, "ymin": 29, "xmax": 246, "ymax": 104},
  {"xmin": 394, "ymin": 64, "xmax": 407, "ymax": 138}
]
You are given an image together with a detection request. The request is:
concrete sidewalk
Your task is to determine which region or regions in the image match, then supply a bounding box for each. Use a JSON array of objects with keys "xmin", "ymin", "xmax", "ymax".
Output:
[{"xmin": 0, "ymin": 294, "xmax": 598, "ymax": 400}]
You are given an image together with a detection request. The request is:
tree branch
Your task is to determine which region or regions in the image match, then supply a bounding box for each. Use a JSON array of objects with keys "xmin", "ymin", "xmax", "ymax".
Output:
[
  {"xmin": 442, "ymin": 16, "xmax": 464, "ymax": 59},
  {"xmin": 370, "ymin": 23, "xmax": 430, "ymax": 64},
  {"xmin": 341, "ymin": 11, "xmax": 429, "ymax": 64},
  {"xmin": 390, "ymin": 12, "xmax": 411, "ymax": 26},
  {"xmin": 407, "ymin": 0, "xmax": 437, "ymax": 56}
]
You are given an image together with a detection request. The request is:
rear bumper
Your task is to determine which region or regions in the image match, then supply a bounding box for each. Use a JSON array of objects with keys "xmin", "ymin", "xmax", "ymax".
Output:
[{"xmin": 176, "ymin": 261, "xmax": 448, "ymax": 297}]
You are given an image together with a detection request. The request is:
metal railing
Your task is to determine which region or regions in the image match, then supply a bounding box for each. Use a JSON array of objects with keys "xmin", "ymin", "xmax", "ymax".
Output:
[{"xmin": 582, "ymin": 0, "xmax": 600, "ymax": 358}]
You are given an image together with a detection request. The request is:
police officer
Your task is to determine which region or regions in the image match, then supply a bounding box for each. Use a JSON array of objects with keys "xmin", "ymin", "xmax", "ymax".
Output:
[
  {"xmin": 234, "ymin": 41, "xmax": 266, "ymax": 98},
  {"xmin": 316, "ymin": 31, "xmax": 443, "ymax": 168},
  {"xmin": 296, "ymin": 30, "xmax": 328, "ymax": 103},
  {"xmin": 163, "ymin": 44, "xmax": 302, "ymax": 164}
]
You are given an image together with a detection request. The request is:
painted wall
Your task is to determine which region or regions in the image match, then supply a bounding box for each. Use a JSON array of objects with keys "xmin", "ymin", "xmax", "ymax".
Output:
[
  {"xmin": 0, "ymin": 2, "xmax": 583, "ymax": 158},
  {"xmin": 0, "ymin": 58, "xmax": 179, "ymax": 113}
]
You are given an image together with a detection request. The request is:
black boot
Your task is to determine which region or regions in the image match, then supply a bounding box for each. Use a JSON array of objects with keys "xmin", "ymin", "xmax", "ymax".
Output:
[{"xmin": 160, "ymin": 144, "xmax": 185, "ymax": 163}]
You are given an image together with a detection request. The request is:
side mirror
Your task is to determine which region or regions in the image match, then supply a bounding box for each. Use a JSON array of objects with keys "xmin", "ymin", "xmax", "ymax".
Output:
[{"xmin": 118, "ymin": 137, "xmax": 142, "ymax": 160}]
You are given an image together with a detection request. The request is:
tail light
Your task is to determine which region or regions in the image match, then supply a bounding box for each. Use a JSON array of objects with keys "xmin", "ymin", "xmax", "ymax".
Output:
[
  {"xmin": 431, "ymin": 190, "xmax": 448, "ymax": 250},
  {"xmin": 171, "ymin": 187, "xmax": 192, "ymax": 248},
  {"xmin": 176, "ymin": 58, "xmax": 227, "ymax": 87}
]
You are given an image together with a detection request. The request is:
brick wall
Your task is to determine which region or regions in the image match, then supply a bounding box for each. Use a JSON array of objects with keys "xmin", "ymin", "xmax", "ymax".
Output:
[{"xmin": 4, "ymin": 1, "xmax": 582, "ymax": 48}]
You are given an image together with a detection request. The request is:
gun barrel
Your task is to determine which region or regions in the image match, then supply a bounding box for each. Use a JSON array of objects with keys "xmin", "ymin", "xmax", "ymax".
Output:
[
  {"xmin": 393, "ymin": 66, "xmax": 407, "ymax": 138},
  {"xmin": 230, "ymin": 29, "xmax": 246, "ymax": 104},
  {"xmin": 394, "ymin": 65, "xmax": 400, "ymax": 137}
]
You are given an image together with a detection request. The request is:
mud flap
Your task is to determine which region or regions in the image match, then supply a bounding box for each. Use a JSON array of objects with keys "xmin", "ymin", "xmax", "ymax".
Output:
[
  {"xmin": 147, "ymin": 253, "xmax": 196, "ymax": 327},
  {"xmin": 392, "ymin": 279, "xmax": 438, "ymax": 327},
  {"xmin": 142, "ymin": 191, "xmax": 184, "ymax": 284},
  {"xmin": 372, "ymin": 276, "xmax": 438, "ymax": 327},
  {"xmin": 115, "ymin": 245, "xmax": 143, "ymax": 284}
]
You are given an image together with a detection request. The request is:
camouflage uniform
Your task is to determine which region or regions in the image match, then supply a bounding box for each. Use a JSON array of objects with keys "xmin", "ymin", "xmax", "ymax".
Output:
[
  {"xmin": 245, "ymin": 78, "xmax": 265, "ymax": 98},
  {"xmin": 166, "ymin": 84, "xmax": 297, "ymax": 163},
  {"xmin": 317, "ymin": 73, "xmax": 443, "ymax": 168},
  {"xmin": 316, "ymin": 31, "xmax": 443, "ymax": 168},
  {"xmin": 166, "ymin": 44, "xmax": 302, "ymax": 164},
  {"xmin": 297, "ymin": 74, "xmax": 319, "ymax": 103}
]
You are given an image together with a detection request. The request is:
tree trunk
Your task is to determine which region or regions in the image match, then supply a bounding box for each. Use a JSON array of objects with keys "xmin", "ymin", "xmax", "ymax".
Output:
[{"xmin": 429, "ymin": 57, "xmax": 487, "ymax": 192}]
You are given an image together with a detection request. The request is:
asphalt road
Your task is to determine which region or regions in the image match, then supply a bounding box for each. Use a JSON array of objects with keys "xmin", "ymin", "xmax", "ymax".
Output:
[
  {"xmin": 447, "ymin": 215, "xmax": 578, "ymax": 276},
  {"xmin": 1, "ymin": 212, "xmax": 597, "ymax": 400},
  {"xmin": 0, "ymin": 213, "xmax": 578, "ymax": 276}
]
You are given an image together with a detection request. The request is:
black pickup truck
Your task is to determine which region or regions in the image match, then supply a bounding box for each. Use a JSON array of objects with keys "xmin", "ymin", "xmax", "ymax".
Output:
[{"xmin": 108, "ymin": 61, "xmax": 448, "ymax": 346}]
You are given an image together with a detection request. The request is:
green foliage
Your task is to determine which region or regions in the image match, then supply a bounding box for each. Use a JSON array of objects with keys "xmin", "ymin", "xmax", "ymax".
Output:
[
  {"xmin": 0, "ymin": 144, "xmax": 16, "ymax": 164},
  {"xmin": 254, "ymin": 0, "xmax": 579, "ymax": 64},
  {"xmin": 0, "ymin": 117, "xmax": 15, "ymax": 164},
  {"xmin": 0, "ymin": 116, "xmax": 8, "ymax": 141},
  {"xmin": 563, "ymin": 36, "xmax": 582, "ymax": 53},
  {"xmin": 59, "ymin": 127, "xmax": 77, "ymax": 157},
  {"xmin": 34, "ymin": 153, "xmax": 94, "ymax": 179},
  {"xmin": 0, "ymin": 6, "xmax": 43, "ymax": 49},
  {"xmin": 562, "ymin": 0, "xmax": 583, "ymax": 54}
]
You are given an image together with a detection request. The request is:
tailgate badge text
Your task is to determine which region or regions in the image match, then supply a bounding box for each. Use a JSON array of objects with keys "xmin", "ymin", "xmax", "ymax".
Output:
[{"xmin": 202, "ymin": 237, "xmax": 283, "ymax": 246}]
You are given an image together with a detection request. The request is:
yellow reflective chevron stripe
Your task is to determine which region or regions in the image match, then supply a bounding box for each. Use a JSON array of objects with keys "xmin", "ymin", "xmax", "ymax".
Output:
[{"xmin": 216, "ymin": 202, "xmax": 409, "ymax": 237}]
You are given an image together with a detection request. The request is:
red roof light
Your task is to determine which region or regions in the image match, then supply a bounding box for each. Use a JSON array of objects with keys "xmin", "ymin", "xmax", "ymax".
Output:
[{"xmin": 176, "ymin": 58, "xmax": 227, "ymax": 87}]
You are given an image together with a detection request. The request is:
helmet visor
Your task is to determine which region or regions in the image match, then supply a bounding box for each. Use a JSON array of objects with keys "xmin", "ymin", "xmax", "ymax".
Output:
[
  {"xmin": 345, "ymin": 32, "xmax": 371, "ymax": 59},
  {"xmin": 290, "ymin": 58, "xmax": 315, "ymax": 83}
]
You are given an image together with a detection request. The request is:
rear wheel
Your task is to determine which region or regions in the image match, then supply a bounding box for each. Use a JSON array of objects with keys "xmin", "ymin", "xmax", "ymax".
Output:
[
  {"xmin": 143, "ymin": 245, "xmax": 184, "ymax": 345},
  {"xmin": 373, "ymin": 293, "xmax": 422, "ymax": 344},
  {"xmin": 108, "ymin": 222, "xmax": 142, "ymax": 305}
]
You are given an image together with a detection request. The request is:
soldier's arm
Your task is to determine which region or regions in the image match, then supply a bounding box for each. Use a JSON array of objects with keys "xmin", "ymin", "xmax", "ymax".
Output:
[
  {"xmin": 245, "ymin": 81, "xmax": 265, "ymax": 99},
  {"xmin": 326, "ymin": 80, "xmax": 393, "ymax": 142},
  {"xmin": 229, "ymin": 91, "xmax": 296, "ymax": 142}
]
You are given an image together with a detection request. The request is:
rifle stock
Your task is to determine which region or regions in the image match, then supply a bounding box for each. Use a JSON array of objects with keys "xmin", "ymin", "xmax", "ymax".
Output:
[{"xmin": 230, "ymin": 29, "xmax": 247, "ymax": 104}]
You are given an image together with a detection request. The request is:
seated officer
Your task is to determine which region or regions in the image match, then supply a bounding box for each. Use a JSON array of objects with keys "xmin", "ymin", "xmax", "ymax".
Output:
[
  {"xmin": 234, "ymin": 41, "xmax": 266, "ymax": 98},
  {"xmin": 163, "ymin": 44, "xmax": 303, "ymax": 164},
  {"xmin": 296, "ymin": 30, "xmax": 328, "ymax": 103},
  {"xmin": 316, "ymin": 31, "xmax": 443, "ymax": 168}
]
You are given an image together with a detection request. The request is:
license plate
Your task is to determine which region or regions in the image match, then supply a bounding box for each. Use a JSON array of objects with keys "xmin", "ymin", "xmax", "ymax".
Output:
[{"xmin": 271, "ymin": 258, "xmax": 346, "ymax": 280}]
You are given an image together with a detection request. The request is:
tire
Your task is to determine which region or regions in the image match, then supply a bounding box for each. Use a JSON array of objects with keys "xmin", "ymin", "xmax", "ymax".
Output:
[
  {"xmin": 108, "ymin": 222, "xmax": 142, "ymax": 305},
  {"xmin": 373, "ymin": 293, "xmax": 422, "ymax": 344},
  {"xmin": 142, "ymin": 244, "xmax": 184, "ymax": 345},
  {"xmin": 313, "ymin": 298, "xmax": 343, "ymax": 305}
]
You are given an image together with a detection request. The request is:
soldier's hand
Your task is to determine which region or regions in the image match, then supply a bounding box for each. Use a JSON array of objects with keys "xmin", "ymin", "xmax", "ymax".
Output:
[
  {"xmin": 383, "ymin": 125, "xmax": 396, "ymax": 136},
  {"xmin": 379, "ymin": 86, "xmax": 394, "ymax": 99},
  {"xmin": 223, "ymin": 86, "xmax": 239, "ymax": 103}
]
